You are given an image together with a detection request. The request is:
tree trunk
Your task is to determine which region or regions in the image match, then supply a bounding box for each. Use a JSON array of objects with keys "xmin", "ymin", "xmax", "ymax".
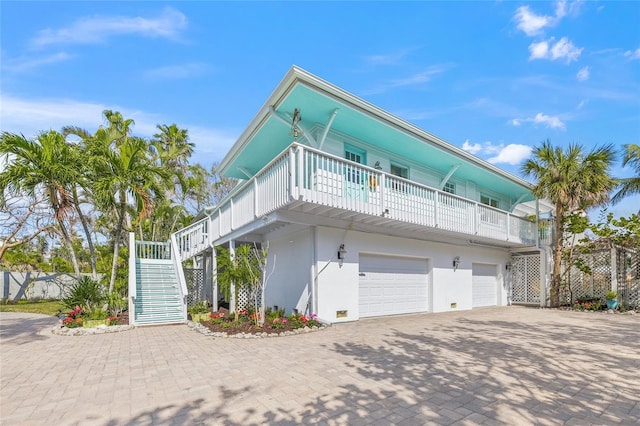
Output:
[
  {"xmin": 57, "ymin": 217, "xmax": 81, "ymax": 276},
  {"xmin": 550, "ymin": 208, "xmax": 564, "ymax": 307},
  {"xmin": 109, "ymin": 201, "xmax": 127, "ymax": 294},
  {"xmin": 73, "ymin": 188, "xmax": 98, "ymax": 278}
]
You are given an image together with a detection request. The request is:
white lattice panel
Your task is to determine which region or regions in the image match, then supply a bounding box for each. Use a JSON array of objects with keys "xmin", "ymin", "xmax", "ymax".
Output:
[
  {"xmin": 562, "ymin": 249, "xmax": 612, "ymax": 304},
  {"xmin": 234, "ymin": 246, "xmax": 264, "ymax": 311},
  {"xmin": 617, "ymin": 247, "xmax": 640, "ymax": 309},
  {"xmin": 511, "ymin": 254, "xmax": 541, "ymax": 304}
]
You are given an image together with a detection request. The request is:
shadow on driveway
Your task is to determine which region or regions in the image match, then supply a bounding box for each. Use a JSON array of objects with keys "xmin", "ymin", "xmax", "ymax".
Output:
[{"xmin": 0, "ymin": 312, "xmax": 58, "ymax": 345}]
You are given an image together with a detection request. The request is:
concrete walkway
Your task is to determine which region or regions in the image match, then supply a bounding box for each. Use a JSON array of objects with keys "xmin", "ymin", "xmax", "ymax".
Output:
[{"xmin": 1, "ymin": 307, "xmax": 638, "ymax": 425}]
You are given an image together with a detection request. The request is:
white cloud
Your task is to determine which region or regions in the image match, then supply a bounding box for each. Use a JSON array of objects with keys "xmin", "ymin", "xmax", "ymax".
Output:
[
  {"xmin": 488, "ymin": 144, "xmax": 532, "ymax": 165},
  {"xmin": 576, "ymin": 66, "xmax": 590, "ymax": 81},
  {"xmin": 3, "ymin": 52, "xmax": 73, "ymax": 72},
  {"xmin": 533, "ymin": 112, "xmax": 565, "ymax": 128},
  {"xmin": 577, "ymin": 99, "xmax": 587, "ymax": 109},
  {"xmin": 509, "ymin": 112, "xmax": 566, "ymax": 129},
  {"xmin": 0, "ymin": 94, "xmax": 238, "ymax": 164},
  {"xmin": 514, "ymin": 6, "xmax": 553, "ymax": 36},
  {"xmin": 365, "ymin": 48, "xmax": 417, "ymax": 65},
  {"xmin": 461, "ymin": 139, "xmax": 482, "ymax": 155},
  {"xmin": 461, "ymin": 140, "xmax": 532, "ymax": 165},
  {"xmin": 362, "ymin": 64, "xmax": 452, "ymax": 95},
  {"xmin": 31, "ymin": 7, "xmax": 187, "ymax": 48},
  {"xmin": 144, "ymin": 62, "xmax": 211, "ymax": 80},
  {"xmin": 513, "ymin": 1, "xmax": 583, "ymax": 36},
  {"xmin": 529, "ymin": 40, "xmax": 551, "ymax": 60},
  {"xmin": 624, "ymin": 48, "xmax": 640, "ymax": 60},
  {"xmin": 529, "ymin": 37, "xmax": 583, "ymax": 63}
]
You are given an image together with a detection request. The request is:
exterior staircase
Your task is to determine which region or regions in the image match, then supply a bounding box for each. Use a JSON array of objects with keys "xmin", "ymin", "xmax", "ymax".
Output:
[
  {"xmin": 134, "ymin": 259, "xmax": 184, "ymax": 325},
  {"xmin": 128, "ymin": 234, "xmax": 188, "ymax": 326}
]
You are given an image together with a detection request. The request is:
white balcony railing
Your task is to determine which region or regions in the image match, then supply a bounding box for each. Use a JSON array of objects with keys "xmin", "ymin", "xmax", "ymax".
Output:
[{"xmin": 172, "ymin": 143, "xmax": 539, "ymax": 261}]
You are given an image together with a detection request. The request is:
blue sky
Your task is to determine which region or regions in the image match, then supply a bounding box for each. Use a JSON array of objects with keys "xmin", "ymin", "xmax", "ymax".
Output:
[{"xmin": 1, "ymin": 1, "xmax": 639, "ymax": 218}]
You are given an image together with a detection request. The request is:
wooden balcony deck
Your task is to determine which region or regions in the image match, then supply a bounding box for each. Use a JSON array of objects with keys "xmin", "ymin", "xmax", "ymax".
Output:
[{"xmin": 174, "ymin": 143, "xmax": 539, "ymax": 261}]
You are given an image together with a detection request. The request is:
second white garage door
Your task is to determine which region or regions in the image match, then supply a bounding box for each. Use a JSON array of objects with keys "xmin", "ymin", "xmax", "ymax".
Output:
[
  {"xmin": 359, "ymin": 254, "xmax": 429, "ymax": 318},
  {"xmin": 472, "ymin": 263, "xmax": 498, "ymax": 308}
]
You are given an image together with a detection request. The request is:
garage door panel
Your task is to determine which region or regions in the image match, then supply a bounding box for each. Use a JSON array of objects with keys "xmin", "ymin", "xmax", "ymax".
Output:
[
  {"xmin": 359, "ymin": 254, "xmax": 429, "ymax": 318},
  {"xmin": 472, "ymin": 263, "xmax": 497, "ymax": 308}
]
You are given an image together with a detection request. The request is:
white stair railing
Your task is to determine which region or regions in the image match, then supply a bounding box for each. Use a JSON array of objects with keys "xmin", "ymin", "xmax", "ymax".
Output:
[
  {"xmin": 173, "ymin": 217, "xmax": 210, "ymax": 262},
  {"xmin": 170, "ymin": 233, "xmax": 188, "ymax": 320}
]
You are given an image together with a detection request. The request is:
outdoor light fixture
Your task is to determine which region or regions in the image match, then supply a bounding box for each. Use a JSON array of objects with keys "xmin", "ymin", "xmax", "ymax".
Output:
[
  {"xmin": 337, "ymin": 244, "xmax": 347, "ymax": 267},
  {"xmin": 452, "ymin": 256, "xmax": 460, "ymax": 271},
  {"xmin": 506, "ymin": 262, "xmax": 512, "ymax": 271}
]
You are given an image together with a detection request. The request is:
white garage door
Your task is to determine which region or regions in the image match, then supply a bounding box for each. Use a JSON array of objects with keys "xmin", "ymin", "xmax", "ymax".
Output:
[
  {"xmin": 359, "ymin": 254, "xmax": 429, "ymax": 318},
  {"xmin": 472, "ymin": 263, "xmax": 497, "ymax": 308}
]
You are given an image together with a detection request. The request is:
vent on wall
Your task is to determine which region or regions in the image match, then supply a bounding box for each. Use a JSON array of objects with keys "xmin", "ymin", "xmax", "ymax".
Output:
[
  {"xmin": 336, "ymin": 310, "xmax": 348, "ymax": 318},
  {"xmin": 450, "ymin": 303, "xmax": 457, "ymax": 309}
]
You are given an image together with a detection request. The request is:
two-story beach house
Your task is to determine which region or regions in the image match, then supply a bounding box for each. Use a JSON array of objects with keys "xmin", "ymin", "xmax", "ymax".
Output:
[{"xmin": 128, "ymin": 66, "xmax": 552, "ymax": 326}]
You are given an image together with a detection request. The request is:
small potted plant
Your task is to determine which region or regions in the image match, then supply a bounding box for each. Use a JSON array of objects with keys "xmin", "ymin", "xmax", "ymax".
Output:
[
  {"xmin": 605, "ymin": 290, "xmax": 618, "ymax": 310},
  {"xmin": 188, "ymin": 301, "xmax": 210, "ymax": 323}
]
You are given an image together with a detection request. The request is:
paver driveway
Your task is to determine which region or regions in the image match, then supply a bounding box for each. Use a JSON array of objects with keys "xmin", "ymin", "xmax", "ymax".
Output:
[{"xmin": 1, "ymin": 307, "xmax": 638, "ymax": 425}]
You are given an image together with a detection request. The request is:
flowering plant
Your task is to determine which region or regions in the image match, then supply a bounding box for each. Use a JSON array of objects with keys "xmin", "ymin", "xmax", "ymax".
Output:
[
  {"xmin": 62, "ymin": 306, "xmax": 84, "ymax": 328},
  {"xmin": 573, "ymin": 296, "xmax": 603, "ymax": 311}
]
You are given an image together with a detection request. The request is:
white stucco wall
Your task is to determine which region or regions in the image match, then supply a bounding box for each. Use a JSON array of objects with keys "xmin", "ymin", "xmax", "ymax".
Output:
[
  {"xmin": 314, "ymin": 226, "xmax": 511, "ymax": 323},
  {"xmin": 263, "ymin": 227, "xmax": 314, "ymax": 315}
]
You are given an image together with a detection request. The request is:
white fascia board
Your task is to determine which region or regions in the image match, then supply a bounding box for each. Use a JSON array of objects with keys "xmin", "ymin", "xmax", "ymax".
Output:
[{"xmin": 219, "ymin": 66, "xmax": 533, "ymax": 190}]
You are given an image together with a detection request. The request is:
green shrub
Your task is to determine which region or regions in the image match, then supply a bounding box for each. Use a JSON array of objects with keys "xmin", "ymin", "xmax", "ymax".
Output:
[
  {"xmin": 63, "ymin": 276, "xmax": 105, "ymax": 311},
  {"xmin": 107, "ymin": 291, "xmax": 127, "ymax": 317},
  {"xmin": 85, "ymin": 307, "xmax": 108, "ymax": 320}
]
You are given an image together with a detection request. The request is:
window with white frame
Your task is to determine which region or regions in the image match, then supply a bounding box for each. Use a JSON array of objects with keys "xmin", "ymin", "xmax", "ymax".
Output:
[
  {"xmin": 443, "ymin": 182, "xmax": 456, "ymax": 194},
  {"xmin": 390, "ymin": 164, "xmax": 408, "ymax": 179},
  {"xmin": 390, "ymin": 163, "xmax": 409, "ymax": 191},
  {"xmin": 345, "ymin": 146, "xmax": 365, "ymax": 184},
  {"xmin": 480, "ymin": 194, "xmax": 499, "ymax": 208}
]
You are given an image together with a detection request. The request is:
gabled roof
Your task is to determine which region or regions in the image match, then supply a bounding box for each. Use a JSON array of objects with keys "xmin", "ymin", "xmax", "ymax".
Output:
[{"xmin": 219, "ymin": 66, "xmax": 534, "ymax": 201}]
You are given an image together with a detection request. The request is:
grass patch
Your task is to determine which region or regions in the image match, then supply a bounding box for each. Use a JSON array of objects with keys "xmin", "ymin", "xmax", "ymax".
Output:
[{"xmin": 0, "ymin": 300, "xmax": 65, "ymax": 316}]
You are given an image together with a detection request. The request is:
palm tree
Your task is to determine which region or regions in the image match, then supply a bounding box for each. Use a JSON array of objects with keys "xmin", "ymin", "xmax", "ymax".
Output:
[
  {"xmin": 612, "ymin": 143, "xmax": 640, "ymax": 205},
  {"xmin": 151, "ymin": 124, "xmax": 194, "ymax": 172},
  {"xmin": 62, "ymin": 126, "xmax": 105, "ymax": 279},
  {"xmin": 521, "ymin": 141, "xmax": 617, "ymax": 307},
  {"xmin": 0, "ymin": 131, "xmax": 82, "ymax": 275},
  {"xmin": 86, "ymin": 115, "xmax": 169, "ymax": 293}
]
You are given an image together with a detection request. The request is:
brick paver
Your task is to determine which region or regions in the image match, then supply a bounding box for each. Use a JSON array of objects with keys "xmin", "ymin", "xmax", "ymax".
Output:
[{"xmin": 1, "ymin": 307, "xmax": 638, "ymax": 425}]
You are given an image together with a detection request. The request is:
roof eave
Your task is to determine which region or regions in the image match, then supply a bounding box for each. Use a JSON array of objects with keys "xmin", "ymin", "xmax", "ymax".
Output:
[{"xmin": 219, "ymin": 66, "xmax": 533, "ymax": 191}]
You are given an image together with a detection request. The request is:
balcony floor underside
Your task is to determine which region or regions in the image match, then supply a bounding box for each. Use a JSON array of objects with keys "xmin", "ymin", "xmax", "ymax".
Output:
[{"xmin": 213, "ymin": 200, "xmax": 537, "ymax": 251}]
